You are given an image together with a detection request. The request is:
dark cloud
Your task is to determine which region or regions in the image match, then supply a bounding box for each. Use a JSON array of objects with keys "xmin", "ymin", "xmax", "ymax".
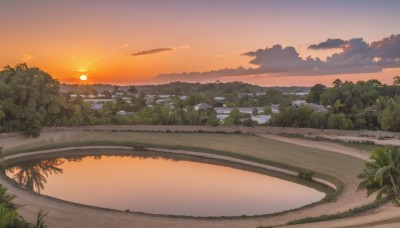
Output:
[
  {"xmin": 308, "ymin": 38, "xmax": 346, "ymax": 50},
  {"xmin": 131, "ymin": 48, "xmax": 172, "ymax": 56},
  {"xmin": 153, "ymin": 34, "xmax": 400, "ymax": 82}
]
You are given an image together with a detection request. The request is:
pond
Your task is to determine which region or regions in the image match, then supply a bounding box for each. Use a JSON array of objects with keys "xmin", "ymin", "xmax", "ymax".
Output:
[{"xmin": 5, "ymin": 151, "xmax": 325, "ymax": 217}]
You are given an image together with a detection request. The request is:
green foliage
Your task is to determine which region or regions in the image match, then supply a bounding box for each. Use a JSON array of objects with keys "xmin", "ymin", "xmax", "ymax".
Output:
[
  {"xmin": 32, "ymin": 209, "xmax": 47, "ymax": 228},
  {"xmin": 263, "ymin": 106, "xmax": 272, "ymax": 115},
  {"xmin": 297, "ymin": 170, "xmax": 315, "ymax": 180},
  {"xmin": 0, "ymin": 64, "xmax": 63, "ymax": 136},
  {"xmin": 0, "ymin": 184, "xmax": 47, "ymax": 228},
  {"xmin": 308, "ymin": 112, "xmax": 327, "ymax": 129},
  {"xmin": 327, "ymin": 113, "xmax": 353, "ymax": 130},
  {"xmin": 286, "ymin": 199, "xmax": 386, "ymax": 225},
  {"xmin": 307, "ymin": 83, "xmax": 326, "ymax": 103},
  {"xmin": 270, "ymin": 105, "xmax": 312, "ymax": 128},
  {"xmin": 358, "ymin": 146, "xmax": 400, "ymax": 204}
]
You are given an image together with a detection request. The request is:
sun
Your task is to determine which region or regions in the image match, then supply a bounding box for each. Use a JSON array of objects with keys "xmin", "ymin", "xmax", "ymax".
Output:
[{"xmin": 79, "ymin": 75, "xmax": 88, "ymax": 81}]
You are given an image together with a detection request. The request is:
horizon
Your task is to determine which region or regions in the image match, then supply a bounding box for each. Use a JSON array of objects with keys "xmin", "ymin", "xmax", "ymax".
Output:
[{"xmin": 1, "ymin": 0, "xmax": 400, "ymax": 86}]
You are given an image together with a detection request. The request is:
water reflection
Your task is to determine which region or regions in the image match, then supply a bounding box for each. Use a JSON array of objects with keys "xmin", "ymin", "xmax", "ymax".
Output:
[
  {"xmin": 8, "ymin": 159, "xmax": 64, "ymax": 193},
  {"xmin": 5, "ymin": 153, "xmax": 325, "ymax": 216},
  {"xmin": 7, "ymin": 154, "xmax": 181, "ymax": 194}
]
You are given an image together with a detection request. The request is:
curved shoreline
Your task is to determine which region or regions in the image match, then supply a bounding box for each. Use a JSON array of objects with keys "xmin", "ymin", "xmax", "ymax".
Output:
[
  {"xmin": 0, "ymin": 130, "xmax": 391, "ymax": 227},
  {"xmin": 1, "ymin": 145, "xmax": 337, "ymax": 191}
]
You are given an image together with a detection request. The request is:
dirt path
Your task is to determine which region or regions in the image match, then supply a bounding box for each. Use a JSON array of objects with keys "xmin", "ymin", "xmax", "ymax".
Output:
[
  {"xmin": 257, "ymin": 134, "xmax": 371, "ymax": 161},
  {"xmin": 0, "ymin": 130, "xmax": 397, "ymax": 227}
]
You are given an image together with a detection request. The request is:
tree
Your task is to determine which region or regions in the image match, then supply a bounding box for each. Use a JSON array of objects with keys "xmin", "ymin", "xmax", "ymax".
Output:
[
  {"xmin": 332, "ymin": 78, "xmax": 343, "ymax": 87},
  {"xmin": 0, "ymin": 64, "xmax": 63, "ymax": 136},
  {"xmin": 307, "ymin": 84, "xmax": 326, "ymax": 103},
  {"xmin": 308, "ymin": 112, "xmax": 327, "ymax": 129},
  {"xmin": 333, "ymin": 99, "xmax": 344, "ymax": 114},
  {"xmin": 252, "ymin": 107, "xmax": 259, "ymax": 115},
  {"xmin": 102, "ymin": 90, "xmax": 112, "ymax": 99},
  {"xmin": 0, "ymin": 185, "xmax": 48, "ymax": 227},
  {"xmin": 9, "ymin": 159, "xmax": 64, "ymax": 193},
  {"xmin": 263, "ymin": 106, "xmax": 272, "ymax": 115},
  {"xmin": 358, "ymin": 146, "xmax": 400, "ymax": 204},
  {"xmin": 393, "ymin": 75, "xmax": 400, "ymax": 86},
  {"xmin": 127, "ymin": 85, "xmax": 138, "ymax": 95},
  {"xmin": 131, "ymin": 92, "xmax": 147, "ymax": 112},
  {"xmin": 224, "ymin": 108, "xmax": 242, "ymax": 125}
]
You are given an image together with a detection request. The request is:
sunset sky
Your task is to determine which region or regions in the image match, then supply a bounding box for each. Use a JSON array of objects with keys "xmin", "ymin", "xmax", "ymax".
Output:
[{"xmin": 1, "ymin": 0, "xmax": 400, "ymax": 86}]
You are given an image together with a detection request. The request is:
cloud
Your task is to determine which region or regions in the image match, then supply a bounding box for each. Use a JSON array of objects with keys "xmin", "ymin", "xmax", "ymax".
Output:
[
  {"xmin": 121, "ymin": 43, "xmax": 131, "ymax": 48},
  {"xmin": 131, "ymin": 48, "xmax": 173, "ymax": 56},
  {"xmin": 308, "ymin": 38, "xmax": 346, "ymax": 50},
  {"xmin": 22, "ymin": 54, "xmax": 36, "ymax": 62},
  {"xmin": 153, "ymin": 34, "xmax": 400, "ymax": 82}
]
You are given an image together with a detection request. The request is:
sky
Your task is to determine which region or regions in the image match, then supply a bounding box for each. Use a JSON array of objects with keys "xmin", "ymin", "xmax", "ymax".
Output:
[{"xmin": 1, "ymin": 0, "xmax": 400, "ymax": 86}]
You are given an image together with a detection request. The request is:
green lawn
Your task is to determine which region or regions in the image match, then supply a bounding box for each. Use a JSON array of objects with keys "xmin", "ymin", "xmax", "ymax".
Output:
[{"xmin": 5, "ymin": 131, "xmax": 364, "ymax": 190}]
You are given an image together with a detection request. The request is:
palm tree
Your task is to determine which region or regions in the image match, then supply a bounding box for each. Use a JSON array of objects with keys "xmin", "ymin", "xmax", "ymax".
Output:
[
  {"xmin": 358, "ymin": 146, "xmax": 400, "ymax": 204},
  {"xmin": 9, "ymin": 159, "xmax": 64, "ymax": 193}
]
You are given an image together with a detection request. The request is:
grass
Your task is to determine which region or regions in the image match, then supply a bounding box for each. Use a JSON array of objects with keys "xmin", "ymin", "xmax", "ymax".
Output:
[
  {"xmin": 1, "ymin": 131, "xmax": 371, "ymax": 222},
  {"xmin": 279, "ymin": 132, "xmax": 382, "ymax": 152},
  {"xmin": 4, "ymin": 131, "xmax": 363, "ymax": 188},
  {"xmin": 285, "ymin": 197, "xmax": 390, "ymax": 225}
]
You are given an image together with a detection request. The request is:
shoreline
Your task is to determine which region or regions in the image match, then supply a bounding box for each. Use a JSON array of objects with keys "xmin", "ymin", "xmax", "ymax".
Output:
[{"xmin": 0, "ymin": 129, "xmax": 396, "ymax": 227}]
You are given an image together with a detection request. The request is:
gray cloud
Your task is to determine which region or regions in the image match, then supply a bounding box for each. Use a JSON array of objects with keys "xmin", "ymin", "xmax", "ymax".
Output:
[
  {"xmin": 308, "ymin": 38, "xmax": 346, "ymax": 50},
  {"xmin": 153, "ymin": 34, "xmax": 400, "ymax": 82},
  {"xmin": 131, "ymin": 48, "xmax": 172, "ymax": 56}
]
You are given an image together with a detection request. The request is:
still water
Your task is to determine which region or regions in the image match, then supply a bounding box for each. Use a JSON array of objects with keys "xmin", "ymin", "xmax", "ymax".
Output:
[{"xmin": 6, "ymin": 153, "xmax": 325, "ymax": 216}]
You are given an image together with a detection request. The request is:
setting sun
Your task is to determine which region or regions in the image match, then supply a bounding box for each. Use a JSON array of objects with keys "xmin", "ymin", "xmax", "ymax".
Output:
[{"xmin": 80, "ymin": 75, "xmax": 88, "ymax": 81}]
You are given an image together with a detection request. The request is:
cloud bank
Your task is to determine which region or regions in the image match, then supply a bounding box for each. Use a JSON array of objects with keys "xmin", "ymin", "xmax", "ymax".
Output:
[
  {"xmin": 154, "ymin": 34, "xmax": 400, "ymax": 82},
  {"xmin": 308, "ymin": 38, "xmax": 346, "ymax": 50},
  {"xmin": 131, "ymin": 48, "xmax": 172, "ymax": 56}
]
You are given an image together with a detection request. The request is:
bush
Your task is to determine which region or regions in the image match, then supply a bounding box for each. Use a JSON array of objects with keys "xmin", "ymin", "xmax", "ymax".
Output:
[{"xmin": 297, "ymin": 170, "xmax": 315, "ymax": 180}]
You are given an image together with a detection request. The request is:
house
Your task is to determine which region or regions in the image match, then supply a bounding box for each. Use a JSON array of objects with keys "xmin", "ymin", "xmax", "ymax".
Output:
[
  {"xmin": 116, "ymin": 110, "xmax": 134, "ymax": 115},
  {"xmin": 291, "ymin": 100, "xmax": 306, "ymax": 108},
  {"xmin": 213, "ymin": 96, "xmax": 226, "ymax": 107},
  {"xmin": 194, "ymin": 103, "xmax": 213, "ymax": 111},
  {"xmin": 214, "ymin": 96, "xmax": 225, "ymax": 102},
  {"xmin": 117, "ymin": 110, "xmax": 127, "ymax": 115},
  {"xmin": 304, "ymin": 103, "xmax": 329, "ymax": 113},
  {"xmin": 90, "ymin": 103, "xmax": 103, "ymax": 110},
  {"xmin": 291, "ymin": 100, "xmax": 329, "ymax": 113},
  {"xmin": 251, "ymin": 115, "xmax": 271, "ymax": 124}
]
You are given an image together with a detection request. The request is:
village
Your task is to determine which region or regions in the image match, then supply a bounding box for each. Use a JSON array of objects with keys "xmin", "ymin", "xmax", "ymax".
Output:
[{"xmin": 66, "ymin": 87, "xmax": 332, "ymax": 126}]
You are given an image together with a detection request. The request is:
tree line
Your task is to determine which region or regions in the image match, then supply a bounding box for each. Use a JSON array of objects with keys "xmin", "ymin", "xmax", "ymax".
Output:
[{"xmin": 269, "ymin": 78, "xmax": 400, "ymax": 131}]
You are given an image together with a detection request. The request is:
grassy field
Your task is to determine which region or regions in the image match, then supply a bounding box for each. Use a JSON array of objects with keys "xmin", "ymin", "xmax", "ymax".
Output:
[{"xmin": 4, "ymin": 131, "xmax": 365, "ymax": 190}]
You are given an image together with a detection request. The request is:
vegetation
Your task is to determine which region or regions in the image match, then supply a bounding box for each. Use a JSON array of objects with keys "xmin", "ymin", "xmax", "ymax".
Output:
[
  {"xmin": 61, "ymin": 81, "xmax": 310, "ymax": 96},
  {"xmin": 3, "ymin": 63, "xmax": 400, "ymax": 138},
  {"xmin": 358, "ymin": 146, "xmax": 400, "ymax": 204},
  {"xmin": 0, "ymin": 184, "xmax": 47, "ymax": 227},
  {"xmin": 285, "ymin": 199, "xmax": 388, "ymax": 225},
  {"xmin": 270, "ymin": 78, "xmax": 400, "ymax": 131}
]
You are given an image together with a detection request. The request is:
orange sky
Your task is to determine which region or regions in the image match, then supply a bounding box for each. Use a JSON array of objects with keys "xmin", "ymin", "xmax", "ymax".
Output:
[{"xmin": 1, "ymin": 1, "xmax": 400, "ymax": 86}]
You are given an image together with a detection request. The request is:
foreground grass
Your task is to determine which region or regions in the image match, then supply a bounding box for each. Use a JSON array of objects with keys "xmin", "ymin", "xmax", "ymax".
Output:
[{"xmin": 4, "ymin": 131, "xmax": 364, "ymax": 188}]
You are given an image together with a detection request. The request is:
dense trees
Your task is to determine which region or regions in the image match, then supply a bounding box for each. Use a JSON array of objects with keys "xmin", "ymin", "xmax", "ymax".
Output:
[
  {"xmin": 270, "ymin": 77, "xmax": 400, "ymax": 132},
  {"xmin": 0, "ymin": 64, "xmax": 67, "ymax": 136}
]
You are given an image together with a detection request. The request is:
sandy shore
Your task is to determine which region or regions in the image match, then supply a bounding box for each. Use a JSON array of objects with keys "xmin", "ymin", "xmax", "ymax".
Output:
[{"xmin": 0, "ymin": 129, "xmax": 398, "ymax": 227}]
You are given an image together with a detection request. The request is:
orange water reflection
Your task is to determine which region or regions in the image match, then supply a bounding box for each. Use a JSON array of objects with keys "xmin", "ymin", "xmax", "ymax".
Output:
[{"xmin": 6, "ymin": 154, "xmax": 324, "ymax": 216}]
